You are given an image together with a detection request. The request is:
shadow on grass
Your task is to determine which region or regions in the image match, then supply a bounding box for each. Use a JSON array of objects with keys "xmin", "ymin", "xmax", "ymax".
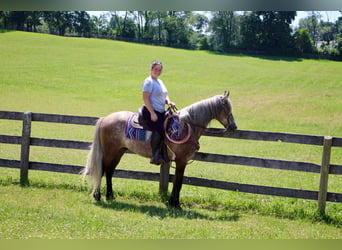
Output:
[
  {"xmin": 0, "ymin": 29, "xmax": 15, "ymax": 34},
  {"xmin": 0, "ymin": 175, "xmax": 89, "ymax": 192},
  {"xmin": 95, "ymin": 199, "xmax": 240, "ymax": 222},
  {"xmin": 207, "ymin": 50, "xmax": 303, "ymax": 62},
  {"xmin": 1, "ymin": 176, "xmax": 340, "ymax": 227}
]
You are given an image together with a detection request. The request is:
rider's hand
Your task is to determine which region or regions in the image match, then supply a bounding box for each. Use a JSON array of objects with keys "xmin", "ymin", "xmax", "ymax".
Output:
[
  {"xmin": 168, "ymin": 101, "xmax": 176, "ymax": 109},
  {"xmin": 151, "ymin": 112, "xmax": 158, "ymax": 122}
]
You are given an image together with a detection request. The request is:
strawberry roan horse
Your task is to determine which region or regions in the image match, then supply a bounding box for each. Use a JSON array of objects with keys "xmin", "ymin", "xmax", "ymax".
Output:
[{"xmin": 82, "ymin": 92, "xmax": 237, "ymax": 208}]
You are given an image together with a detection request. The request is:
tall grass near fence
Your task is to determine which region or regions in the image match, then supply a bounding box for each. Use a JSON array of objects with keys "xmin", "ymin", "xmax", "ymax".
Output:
[{"xmin": 1, "ymin": 31, "xmax": 342, "ymax": 238}]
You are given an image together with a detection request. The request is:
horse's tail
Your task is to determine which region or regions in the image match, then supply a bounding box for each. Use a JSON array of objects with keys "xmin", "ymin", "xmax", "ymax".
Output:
[{"xmin": 82, "ymin": 118, "xmax": 103, "ymax": 197}]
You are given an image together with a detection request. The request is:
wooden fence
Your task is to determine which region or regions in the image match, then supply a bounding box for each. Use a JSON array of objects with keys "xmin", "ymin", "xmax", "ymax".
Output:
[{"xmin": 1, "ymin": 110, "xmax": 342, "ymax": 214}]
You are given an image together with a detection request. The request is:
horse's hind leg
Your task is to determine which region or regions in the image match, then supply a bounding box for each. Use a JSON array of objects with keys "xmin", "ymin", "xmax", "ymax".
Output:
[
  {"xmin": 104, "ymin": 149, "xmax": 126, "ymax": 201},
  {"xmin": 105, "ymin": 165, "xmax": 114, "ymax": 201}
]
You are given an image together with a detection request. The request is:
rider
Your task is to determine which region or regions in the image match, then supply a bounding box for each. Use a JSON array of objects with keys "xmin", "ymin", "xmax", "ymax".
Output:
[{"xmin": 141, "ymin": 60, "xmax": 176, "ymax": 165}]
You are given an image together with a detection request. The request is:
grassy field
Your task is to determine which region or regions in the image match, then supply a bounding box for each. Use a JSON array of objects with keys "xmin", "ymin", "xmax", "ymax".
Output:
[{"xmin": 0, "ymin": 30, "xmax": 342, "ymax": 239}]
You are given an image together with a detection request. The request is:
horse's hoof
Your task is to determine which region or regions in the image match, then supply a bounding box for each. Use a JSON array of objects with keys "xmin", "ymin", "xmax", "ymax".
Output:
[
  {"xmin": 168, "ymin": 198, "xmax": 181, "ymax": 209},
  {"xmin": 106, "ymin": 195, "xmax": 115, "ymax": 202},
  {"xmin": 93, "ymin": 191, "xmax": 101, "ymax": 201}
]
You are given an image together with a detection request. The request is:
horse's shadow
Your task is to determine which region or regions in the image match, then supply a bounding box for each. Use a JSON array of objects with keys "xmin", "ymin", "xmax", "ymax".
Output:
[{"xmin": 94, "ymin": 199, "xmax": 240, "ymax": 222}]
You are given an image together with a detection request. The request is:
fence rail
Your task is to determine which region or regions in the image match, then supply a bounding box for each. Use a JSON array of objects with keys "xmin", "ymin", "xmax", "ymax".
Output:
[{"xmin": 1, "ymin": 111, "xmax": 342, "ymax": 213}]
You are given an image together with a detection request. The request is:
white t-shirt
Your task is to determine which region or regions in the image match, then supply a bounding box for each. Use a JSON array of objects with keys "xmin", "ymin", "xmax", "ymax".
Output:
[{"xmin": 142, "ymin": 76, "xmax": 168, "ymax": 113}]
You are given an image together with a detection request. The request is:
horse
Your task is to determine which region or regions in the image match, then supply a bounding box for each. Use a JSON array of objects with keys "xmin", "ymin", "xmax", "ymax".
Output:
[{"xmin": 82, "ymin": 91, "xmax": 237, "ymax": 208}]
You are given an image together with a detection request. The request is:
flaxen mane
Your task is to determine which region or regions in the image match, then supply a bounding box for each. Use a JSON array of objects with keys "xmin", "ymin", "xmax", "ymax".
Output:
[{"xmin": 179, "ymin": 95, "xmax": 231, "ymax": 130}]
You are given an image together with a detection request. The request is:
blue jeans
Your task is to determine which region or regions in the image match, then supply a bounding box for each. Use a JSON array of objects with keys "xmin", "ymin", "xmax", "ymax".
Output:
[{"xmin": 141, "ymin": 106, "xmax": 165, "ymax": 134}]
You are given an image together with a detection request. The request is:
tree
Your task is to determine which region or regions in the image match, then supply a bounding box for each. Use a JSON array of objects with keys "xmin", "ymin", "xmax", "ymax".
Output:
[
  {"xmin": 109, "ymin": 11, "xmax": 137, "ymax": 39},
  {"xmin": 189, "ymin": 12, "xmax": 209, "ymax": 34},
  {"xmin": 91, "ymin": 13, "xmax": 109, "ymax": 38},
  {"xmin": 155, "ymin": 11, "xmax": 167, "ymax": 42},
  {"xmin": 294, "ymin": 28, "xmax": 314, "ymax": 54},
  {"xmin": 163, "ymin": 11, "xmax": 177, "ymax": 46},
  {"xmin": 133, "ymin": 11, "xmax": 156, "ymax": 40},
  {"xmin": 8, "ymin": 11, "xmax": 27, "ymax": 31},
  {"xmin": 43, "ymin": 11, "xmax": 73, "ymax": 36},
  {"xmin": 73, "ymin": 11, "xmax": 92, "ymax": 37},
  {"xmin": 23, "ymin": 11, "xmax": 42, "ymax": 32},
  {"xmin": 239, "ymin": 11, "xmax": 296, "ymax": 54},
  {"xmin": 162, "ymin": 11, "xmax": 193, "ymax": 48},
  {"xmin": 334, "ymin": 17, "xmax": 342, "ymax": 57},
  {"xmin": 240, "ymin": 12, "xmax": 263, "ymax": 50},
  {"xmin": 188, "ymin": 13, "xmax": 209, "ymax": 49},
  {"xmin": 210, "ymin": 11, "xmax": 239, "ymax": 51},
  {"xmin": 299, "ymin": 12, "xmax": 320, "ymax": 47},
  {"xmin": 256, "ymin": 11, "xmax": 296, "ymax": 53},
  {"xmin": 198, "ymin": 36, "xmax": 210, "ymax": 50}
]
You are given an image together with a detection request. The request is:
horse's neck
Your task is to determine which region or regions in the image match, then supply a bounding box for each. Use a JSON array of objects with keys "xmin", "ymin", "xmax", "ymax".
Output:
[{"xmin": 180, "ymin": 97, "xmax": 217, "ymax": 137}]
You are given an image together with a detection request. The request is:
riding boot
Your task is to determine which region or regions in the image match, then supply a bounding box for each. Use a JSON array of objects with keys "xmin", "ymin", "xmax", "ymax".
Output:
[
  {"xmin": 160, "ymin": 136, "xmax": 170, "ymax": 163},
  {"xmin": 150, "ymin": 132, "xmax": 165, "ymax": 165}
]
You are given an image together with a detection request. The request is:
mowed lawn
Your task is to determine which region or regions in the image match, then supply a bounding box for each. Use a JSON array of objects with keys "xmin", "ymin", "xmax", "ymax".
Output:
[{"xmin": 0, "ymin": 30, "xmax": 341, "ymax": 239}]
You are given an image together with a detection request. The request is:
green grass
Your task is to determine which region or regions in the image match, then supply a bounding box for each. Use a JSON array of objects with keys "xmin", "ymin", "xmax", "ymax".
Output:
[
  {"xmin": 0, "ymin": 168, "xmax": 341, "ymax": 239},
  {"xmin": 0, "ymin": 31, "xmax": 342, "ymax": 238}
]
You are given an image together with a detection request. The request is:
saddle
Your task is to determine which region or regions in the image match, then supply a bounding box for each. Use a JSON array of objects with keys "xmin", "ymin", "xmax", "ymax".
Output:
[
  {"xmin": 131, "ymin": 112, "xmax": 145, "ymax": 130},
  {"xmin": 125, "ymin": 108, "xmax": 191, "ymax": 144}
]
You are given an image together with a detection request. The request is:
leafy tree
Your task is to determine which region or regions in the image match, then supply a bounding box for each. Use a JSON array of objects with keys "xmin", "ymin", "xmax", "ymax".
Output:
[
  {"xmin": 319, "ymin": 21, "xmax": 336, "ymax": 45},
  {"xmin": 294, "ymin": 28, "xmax": 314, "ymax": 54},
  {"xmin": 24, "ymin": 11, "xmax": 42, "ymax": 32},
  {"xmin": 240, "ymin": 11, "xmax": 296, "ymax": 54},
  {"xmin": 43, "ymin": 11, "xmax": 73, "ymax": 36},
  {"xmin": 189, "ymin": 12, "xmax": 209, "ymax": 34},
  {"xmin": 240, "ymin": 12, "xmax": 263, "ymax": 50},
  {"xmin": 109, "ymin": 11, "xmax": 137, "ymax": 38},
  {"xmin": 334, "ymin": 17, "xmax": 342, "ymax": 56},
  {"xmin": 298, "ymin": 12, "xmax": 320, "ymax": 46},
  {"xmin": 91, "ymin": 13, "xmax": 109, "ymax": 38},
  {"xmin": 133, "ymin": 11, "xmax": 156, "ymax": 40},
  {"xmin": 210, "ymin": 11, "xmax": 239, "ymax": 51},
  {"xmin": 256, "ymin": 11, "xmax": 296, "ymax": 53},
  {"xmin": 198, "ymin": 36, "xmax": 210, "ymax": 50},
  {"xmin": 73, "ymin": 11, "xmax": 92, "ymax": 37},
  {"xmin": 163, "ymin": 11, "xmax": 193, "ymax": 48},
  {"xmin": 155, "ymin": 11, "xmax": 167, "ymax": 42},
  {"xmin": 8, "ymin": 11, "xmax": 27, "ymax": 31}
]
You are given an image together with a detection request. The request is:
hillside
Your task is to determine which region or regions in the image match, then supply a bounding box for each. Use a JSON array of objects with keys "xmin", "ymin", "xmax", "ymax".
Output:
[
  {"xmin": 1, "ymin": 30, "xmax": 342, "ymax": 136},
  {"xmin": 1, "ymin": 30, "xmax": 342, "ymax": 239}
]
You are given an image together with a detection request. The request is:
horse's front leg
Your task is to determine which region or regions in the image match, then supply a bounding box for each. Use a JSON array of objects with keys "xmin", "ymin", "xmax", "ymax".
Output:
[{"xmin": 169, "ymin": 162, "xmax": 186, "ymax": 209}]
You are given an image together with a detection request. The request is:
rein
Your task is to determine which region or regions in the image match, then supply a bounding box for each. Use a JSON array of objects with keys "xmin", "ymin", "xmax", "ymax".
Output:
[
  {"xmin": 163, "ymin": 107, "xmax": 200, "ymax": 156},
  {"xmin": 164, "ymin": 107, "xmax": 192, "ymax": 145}
]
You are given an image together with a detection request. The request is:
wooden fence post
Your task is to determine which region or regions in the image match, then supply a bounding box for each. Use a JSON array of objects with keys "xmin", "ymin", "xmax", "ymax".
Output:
[
  {"xmin": 20, "ymin": 111, "xmax": 32, "ymax": 186},
  {"xmin": 159, "ymin": 162, "xmax": 170, "ymax": 195},
  {"xmin": 318, "ymin": 136, "xmax": 332, "ymax": 214}
]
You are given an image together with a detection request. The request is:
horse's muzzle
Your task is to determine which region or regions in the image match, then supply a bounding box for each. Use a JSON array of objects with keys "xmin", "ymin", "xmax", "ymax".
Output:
[{"xmin": 227, "ymin": 123, "xmax": 237, "ymax": 132}]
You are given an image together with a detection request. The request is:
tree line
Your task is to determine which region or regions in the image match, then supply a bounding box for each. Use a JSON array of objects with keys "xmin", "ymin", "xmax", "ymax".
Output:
[{"xmin": 1, "ymin": 11, "xmax": 341, "ymax": 60}]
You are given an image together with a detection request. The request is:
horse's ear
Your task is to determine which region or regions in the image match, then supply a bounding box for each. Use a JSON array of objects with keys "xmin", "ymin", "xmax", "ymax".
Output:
[{"xmin": 224, "ymin": 91, "xmax": 230, "ymax": 98}]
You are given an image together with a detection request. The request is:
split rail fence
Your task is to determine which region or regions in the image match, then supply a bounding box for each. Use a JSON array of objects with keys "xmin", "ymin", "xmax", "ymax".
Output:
[{"xmin": 1, "ymin": 110, "xmax": 342, "ymax": 213}]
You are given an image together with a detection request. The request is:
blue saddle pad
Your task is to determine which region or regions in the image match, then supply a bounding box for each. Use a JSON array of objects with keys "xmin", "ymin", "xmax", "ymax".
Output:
[
  {"xmin": 125, "ymin": 114, "xmax": 152, "ymax": 141},
  {"xmin": 125, "ymin": 113, "xmax": 187, "ymax": 142}
]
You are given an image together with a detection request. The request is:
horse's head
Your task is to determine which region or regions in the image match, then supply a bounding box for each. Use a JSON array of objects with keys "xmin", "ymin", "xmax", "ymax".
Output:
[{"xmin": 216, "ymin": 91, "xmax": 237, "ymax": 132}]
